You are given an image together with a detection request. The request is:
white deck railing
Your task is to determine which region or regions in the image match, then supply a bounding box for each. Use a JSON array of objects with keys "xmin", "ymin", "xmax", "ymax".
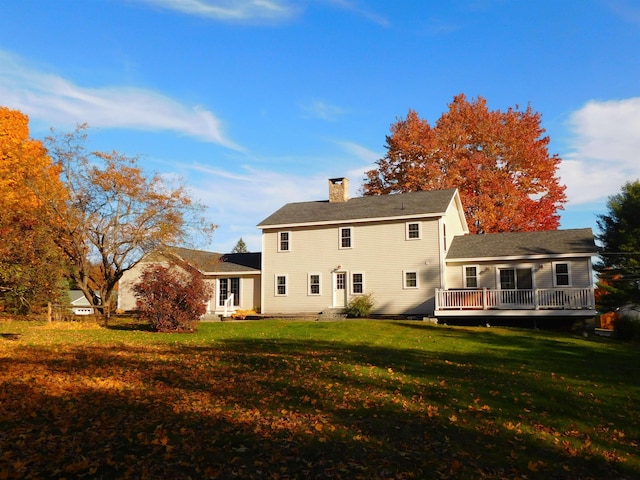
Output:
[{"xmin": 435, "ymin": 287, "xmax": 595, "ymax": 311}]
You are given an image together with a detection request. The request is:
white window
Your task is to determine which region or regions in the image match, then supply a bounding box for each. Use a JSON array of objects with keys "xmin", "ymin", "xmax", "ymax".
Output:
[
  {"xmin": 464, "ymin": 265, "xmax": 479, "ymax": 288},
  {"xmin": 339, "ymin": 227, "xmax": 353, "ymax": 249},
  {"xmin": 275, "ymin": 275, "xmax": 287, "ymax": 296},
  {"xmin": 443, "ymin": 223, "xmax": 447, "ymax": 252},
  {"xmin": 403, "ymin": 271, "xmax": 418, "ymax": 289},
  {"xmin": 278, "ymin": 231, "xmax": 291, "ymax": 252},
  {"xmin": 308, "ymin": 273, "xmax": 321, "ymax": 295},
  {"xmin": 351, "ymin": 272, "xmax": 364, "ymax": 294},
  {"xmin": 406, "ymin": 222, "xmax": 421, "ymax": 240},
  {"xmin": 553, "ymin": 262, "xmax": 571, "ymax": 287},
  {"xmin": 218, "ymin": 278, "xmax": 240, "ymax": 306}
]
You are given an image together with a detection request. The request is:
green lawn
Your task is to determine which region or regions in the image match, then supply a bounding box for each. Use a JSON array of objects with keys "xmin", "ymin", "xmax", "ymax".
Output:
[{"xmin": 0, "ymin": 318, "xmax": 638, "ymax": 479}]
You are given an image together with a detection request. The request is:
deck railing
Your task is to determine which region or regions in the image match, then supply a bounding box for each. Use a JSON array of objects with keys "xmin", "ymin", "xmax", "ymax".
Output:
[{"xmin": 435, "ymin": 287, "xmax": 595, "ymax": 311}]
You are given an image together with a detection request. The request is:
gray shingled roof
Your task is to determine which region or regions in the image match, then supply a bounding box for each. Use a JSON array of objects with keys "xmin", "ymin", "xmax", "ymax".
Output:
[
  {"xmin": 147, "ymin": 247, "xmax": 261, "ymax": 273},
  {"xmin": 446, "ymin": 228, "xmax": 596, "ymax": 260},
  {"xmin": 257, "ymin": 189, "xmax": 458, "ymax": 227}
]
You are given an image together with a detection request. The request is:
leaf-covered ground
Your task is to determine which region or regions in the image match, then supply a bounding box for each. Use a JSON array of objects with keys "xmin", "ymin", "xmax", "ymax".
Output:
[{"xmin": 0, "ymin": 319, "xmax": 638, "ymax": 479}]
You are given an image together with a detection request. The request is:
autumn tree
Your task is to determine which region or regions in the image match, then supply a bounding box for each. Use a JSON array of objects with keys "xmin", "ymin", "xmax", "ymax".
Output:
[
  {"xmin": 231, "ymin": 237, "xmax": 249, "ymax": 253},
  {"xmin": 595, "ymin": 180, "xmax": 640, "ymax": 311},
  {"xmin": 133, "ymin": 262, "xmax": 212, "ymax": 332},
  {"xmin": 0, "ymin": 107, "xmax": 67, "ymax": 314},
  {"xmin": 40, "ymin": 125, "xmax": 215, "ymax": 318},
  {"xmin": 363, "ymin": 94, "xmax": 567, "ymax": 234}
]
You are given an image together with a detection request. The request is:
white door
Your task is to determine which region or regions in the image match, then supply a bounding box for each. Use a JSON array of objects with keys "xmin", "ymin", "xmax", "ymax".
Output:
[{"xmin": 333, "ymin": 272, "xmax": 347, "ymax": 307}]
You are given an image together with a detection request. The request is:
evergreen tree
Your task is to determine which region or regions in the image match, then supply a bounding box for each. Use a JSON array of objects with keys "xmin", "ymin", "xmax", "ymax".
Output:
[
  {"xmin": 595, "ymin": 180, "xmax": 640, "ymax": 311},
  {"xmin": 231, "ymin": 238, "xmax": 249, "ymax": 253}
]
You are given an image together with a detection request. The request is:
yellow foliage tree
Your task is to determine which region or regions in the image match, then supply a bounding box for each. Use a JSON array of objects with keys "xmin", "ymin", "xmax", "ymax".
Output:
[
  {"xmin": 0, "ymin": 107, "xmax": 67, "ymax": 313},
  {"xmin": 42, "ymin": 125, "xmax": 216, "ymax": 319}
]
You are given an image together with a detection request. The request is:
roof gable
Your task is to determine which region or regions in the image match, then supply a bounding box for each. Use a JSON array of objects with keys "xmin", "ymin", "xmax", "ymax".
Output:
[
  {"xmin": 257, "ymin": 189, "xmax": 460, "ymax": 228},
  {"xmin": 446, "ymin": 228, "xmax": 597, "ymax": 261}
]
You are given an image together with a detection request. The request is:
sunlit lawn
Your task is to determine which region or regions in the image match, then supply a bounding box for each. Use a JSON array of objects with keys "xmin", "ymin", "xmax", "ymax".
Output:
[{"xmin": 0, "ymin": 318, "xmax": 638, "ymax": 479}]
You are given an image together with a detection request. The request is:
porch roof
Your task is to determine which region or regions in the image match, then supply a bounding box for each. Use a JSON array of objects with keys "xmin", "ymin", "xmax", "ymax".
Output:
[{"xmin": 446, "ymin": 228, "xmax": 596, "ymax": 261}]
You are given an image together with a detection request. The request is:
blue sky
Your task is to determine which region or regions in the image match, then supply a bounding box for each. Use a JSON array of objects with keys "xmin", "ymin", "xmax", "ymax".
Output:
[{"xmin": 1, "ymin": 0, "xmax": 639, "ymax": 252}]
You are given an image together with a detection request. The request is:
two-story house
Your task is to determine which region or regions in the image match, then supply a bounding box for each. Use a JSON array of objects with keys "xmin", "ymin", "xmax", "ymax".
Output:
[{"xmin": 257, "ymin": 178, "xmax": 597, "ymax": 320}]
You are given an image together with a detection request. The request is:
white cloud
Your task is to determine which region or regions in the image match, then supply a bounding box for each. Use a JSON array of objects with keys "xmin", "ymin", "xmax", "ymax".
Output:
[
  {"xmin": 185, "ymin": 165, "xmax": 330, "ymax": 251},
  {"xmin": 336, "ymin": 140, "xmax": 381, "ymax": 164},
  {"xmin": 132, "ymin": 0, "xmax": 388, "ymax": 26},
  {"xmin": 323, "ymin": 0, "xmax": 389, "ymax": 27},
  {"xmin": 560, "ymin": 97, "xmax": 640, "ymax": 205},
  {"xmin": 131, "ymin": 0, "xmax": 297, "ymax": 22},
  {"xmin": 0, "ymin": 51, "xmax": 242, "ymax": 150},
  {"xmin": 300, "ymin": 100, "xmax": 347, "ymax": 121}
]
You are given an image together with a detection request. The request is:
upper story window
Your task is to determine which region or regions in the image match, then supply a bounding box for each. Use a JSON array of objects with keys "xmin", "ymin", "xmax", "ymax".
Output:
[
  {"xmin": 406, "ymin": 222, "xmax": 421, "ymax": 240},
  {"xmin": 340, "ymin": 227, "xmax": 353, "ymax": 249},
  {"xmin": 464, "ymin": 265, "xmax": 479, "ymax": 288},
  {"xmin": 553, "ymin": 262, "xmax": 571, "ymax": 286},
  {"xmin": 308, "ymin": 273, "xmax": 321, "ymax": 295},
  {"xmin": 443, "ymin": 223, "xmax": 447, "ymax": 252},
  {"xmin": 278, "ymin": 231, "xmax": 290, "ymax": 252},
  {"xmin": 275, "ymin": 275, "xmax": 287, "ymax": 296},
  {"xmin": 351, "ymin": 272, "xmax": 364, "ymax": 294}
]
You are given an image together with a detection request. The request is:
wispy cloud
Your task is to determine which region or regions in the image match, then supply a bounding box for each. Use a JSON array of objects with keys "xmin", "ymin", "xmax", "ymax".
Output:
[
  {"xmin": 186, "ymin": 165, "xmax": 329, "ymax": 250},
  {"xmin": 324, "ymin": 0, "xmax": 389, "ymax": 27},
  {"xmin": 336, "ymin": 140, "xmax": 382, "ymax": 164},
  {"xmin": 300, "ymin": 100, "xmax": 347, "ymax": 121},
  {"xmin": 132, "ymin": 0, "xmax": 388, "ymax": 26},
  {"xmin": 560, "ymin": 97, "xmax": 640, "ymax": 205},
  {"xmin": 0, "ymin": 51, "xmax": 242, "ymax": 150},
  {"xmin": 131, "ymin": 0, "xmax": 297, "ymax": 23},
  {"xmin": 608, "ymin": 0, "xmax": 640, "ymax": 26}
]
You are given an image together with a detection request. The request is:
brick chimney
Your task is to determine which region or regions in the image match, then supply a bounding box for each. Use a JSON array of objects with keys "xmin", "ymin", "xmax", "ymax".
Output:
[{"xmin": 328, "ymin": 177, "xmax": 349, "ymax": 203}]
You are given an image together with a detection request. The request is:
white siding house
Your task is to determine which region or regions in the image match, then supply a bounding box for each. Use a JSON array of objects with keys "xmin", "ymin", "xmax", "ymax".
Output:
[
  {"xmin": 118, "ymin": 248, "xmax": 261, "ymax": 317},
  {"xmin": 257, "ymin": 178, "xmax": 468, "ymax": 316},
  {"xmin": 118, "ymin": 177, "xmax": 598, "ymax": 321},
  {"xmin": 257, "ymin": 178, "xmax": 597, "ymax": 319}
]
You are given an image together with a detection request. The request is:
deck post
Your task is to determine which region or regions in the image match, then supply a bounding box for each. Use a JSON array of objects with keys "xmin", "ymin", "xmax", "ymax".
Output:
[{"xmin": 482, "ymin": 288, "xmax": 488, "ymax": 310}]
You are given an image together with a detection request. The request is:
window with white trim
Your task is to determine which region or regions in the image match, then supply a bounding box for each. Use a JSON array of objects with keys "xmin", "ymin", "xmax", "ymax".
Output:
[
  {"xmin": 351, "ymin": 272, "xmax": 364, "ymax": 294},
  {"xmin": 406, "ymin": 222, "xmax": 421, "ymax": 240},
  {"xmin": 339, "ymin": 227, "xmax": 353, "ymax": 249},
  {"xmin": 464, "ymin": 265, "xmax": 479, "ymax": 288},
  {"xmin": 278, "ymin": 231, "xmax": 290, "ymax": 252},
  {"xmin": 553, "ymin": 262, "xmax": 571, "ymax": 286},
  {"xmin": 443, "ymin": 223, "xmax": 447, "ymax": 252},
  {"xmin": 275, "ymin": 275, "xmax": 287, "ymax": 296},
  {"xmin": 308, "ymin": 273, "xmax": 321, "ymax": 295},
  {"xmin": 218, "ymin": 278, "xmax": 240, "ymax": 306},
  {"xmin": 403, "ymin": 271, "xmax": 418, "ymax": 289}
]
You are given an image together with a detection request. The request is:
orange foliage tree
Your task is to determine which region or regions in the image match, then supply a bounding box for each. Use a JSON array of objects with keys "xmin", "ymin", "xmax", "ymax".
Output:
[
  {"xmin": 363, "ymin": 94, "xmax": 567, "ymax": 234},
  {"xmin": 0, "ymin": 107, "xmax": 67, "ymax": 313},
  {"xmin": 41, "ymin": 126, "xmax": 215, "ymax": 318}
]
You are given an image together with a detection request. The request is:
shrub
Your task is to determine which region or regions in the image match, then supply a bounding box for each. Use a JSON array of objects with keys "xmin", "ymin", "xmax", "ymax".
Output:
[
  {"xmin": 344, "ymin": 294, "xmax": 374, "ymax": 318},
  {"xmin": 133, "ymin": 264, "xmax": 212, "ymax": 332},
  {"xmin": 613, "ymin": 315, "xmax": 640, "ymax": 341}
]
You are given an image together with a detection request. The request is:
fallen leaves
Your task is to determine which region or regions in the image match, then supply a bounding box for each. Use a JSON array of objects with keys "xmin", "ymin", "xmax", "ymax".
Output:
[{"xmin": 0, "ymin": 320, "xmax": 638, "ymax": 479}]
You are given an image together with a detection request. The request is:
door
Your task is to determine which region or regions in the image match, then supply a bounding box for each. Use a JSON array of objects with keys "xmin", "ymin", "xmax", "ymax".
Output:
[
  {"xmin": 499, "ymin": 268, "xmax": 533, "ymax": 307},
  {"xmin": 333, "ymin": 272, "xmax": 347, "ymax": 308}
]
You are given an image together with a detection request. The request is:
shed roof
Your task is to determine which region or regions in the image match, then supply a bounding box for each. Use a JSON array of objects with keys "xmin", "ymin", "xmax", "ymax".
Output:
[
  {"xmin": 446, "ymin": 228, "xmax": 597, "ymax": 261},
  {"xmin": 257, "ymin": 189, "xmax": 460, "ymax": 228}
]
